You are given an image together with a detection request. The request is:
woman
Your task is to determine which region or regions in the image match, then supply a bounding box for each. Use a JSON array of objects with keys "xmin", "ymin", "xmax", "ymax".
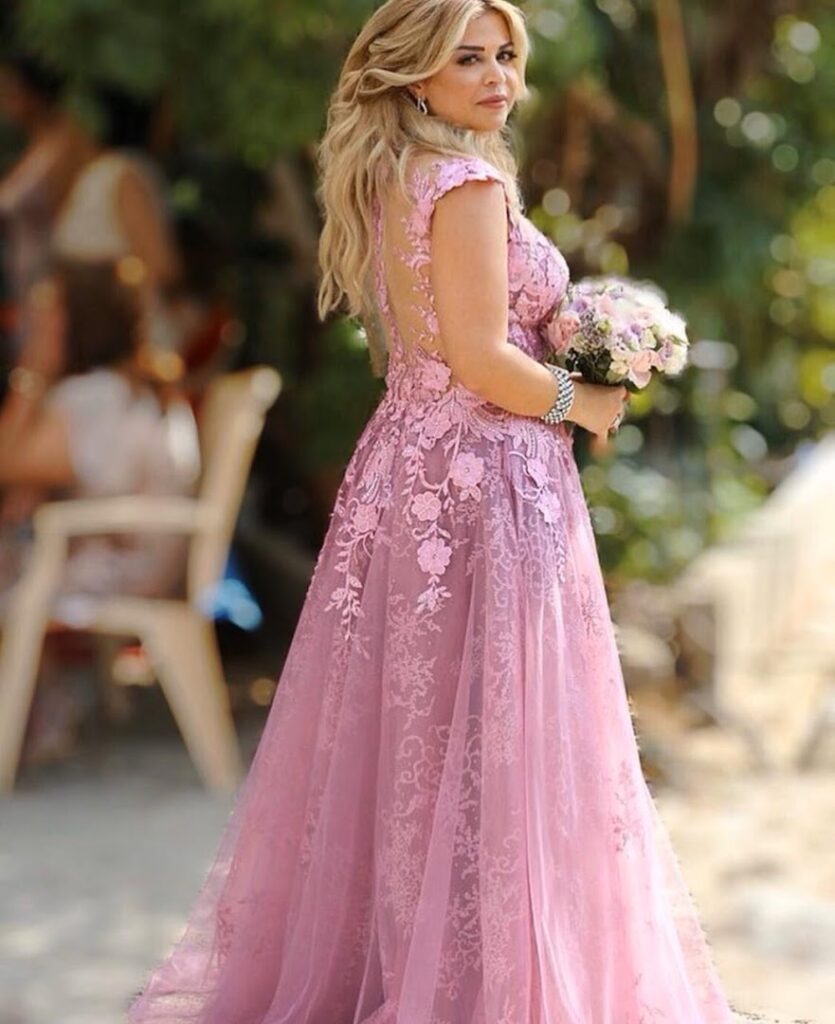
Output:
[
  {"xmin": 0, "ymin": 51, "xmax": 95, "ymax": 352},
  {"xmin": 128, "ymin": 2, "xmax": 738, "ymax": 1022},
  {"xmin": 0, "ymin": 257, "xmax": 199, "ymax": 759}
]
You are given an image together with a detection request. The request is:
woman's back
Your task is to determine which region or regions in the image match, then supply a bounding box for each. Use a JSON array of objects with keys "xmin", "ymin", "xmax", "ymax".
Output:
[
  {"xmin": 373, "ymin": 152, "xmax": 569, "ymax": 375},
  {"xmin": 317, "ymin": 153, "xmax": 580, "ymax": 632}
]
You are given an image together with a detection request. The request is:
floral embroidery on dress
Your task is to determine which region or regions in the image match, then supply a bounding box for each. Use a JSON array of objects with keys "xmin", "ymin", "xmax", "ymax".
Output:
[
  {"xmin": 215, "ymin": 903, "xmax": 234, "ymax": 960},
  {"xmin": 579, "ymin": 571, "xmax": 607, "ymax": 638},
  {"xmin": 612, "ymin": 756, "xmax": 648, "ymax": 855},
  {"xmin": 128, "ymin": 151, "xmax": 738, "ymax": 1024},
  {"xmin": 321, "ymin": 156, "xmax": 577, "ymax": 637}
]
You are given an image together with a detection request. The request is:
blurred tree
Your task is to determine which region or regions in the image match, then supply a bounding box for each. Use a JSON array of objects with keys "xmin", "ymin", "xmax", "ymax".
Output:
[{"xmin": 516, "ymin": 0, "xmax": 835, "ymax": 578}]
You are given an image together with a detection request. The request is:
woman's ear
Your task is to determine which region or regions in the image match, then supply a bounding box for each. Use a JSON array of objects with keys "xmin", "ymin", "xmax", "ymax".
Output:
[{"xmin": 408, "ymin": 82, "xmax": 427, "ymax": 104}]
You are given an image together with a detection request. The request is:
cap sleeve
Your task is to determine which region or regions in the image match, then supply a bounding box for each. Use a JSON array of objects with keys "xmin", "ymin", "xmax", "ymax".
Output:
[{"xmin": 407, "ymin": 154, "xmax": 511, "ymax": 242}]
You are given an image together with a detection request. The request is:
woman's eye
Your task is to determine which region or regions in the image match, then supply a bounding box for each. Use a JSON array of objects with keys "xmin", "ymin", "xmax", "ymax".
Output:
[{"xmin": 458, "ymin": 50, "xmax": 516, "ymax": 66}]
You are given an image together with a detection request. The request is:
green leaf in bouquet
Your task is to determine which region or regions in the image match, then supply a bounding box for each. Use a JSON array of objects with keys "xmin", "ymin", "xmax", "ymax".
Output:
[{"xmin": 565, "ymin": 347, "xmax": 616, "ymax": 386}]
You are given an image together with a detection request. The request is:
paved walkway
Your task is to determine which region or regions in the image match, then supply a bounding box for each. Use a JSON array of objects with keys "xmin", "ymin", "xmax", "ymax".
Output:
[{"xmin": 0, "ymin": 726, "xmax": 827, "ymax": 1024}]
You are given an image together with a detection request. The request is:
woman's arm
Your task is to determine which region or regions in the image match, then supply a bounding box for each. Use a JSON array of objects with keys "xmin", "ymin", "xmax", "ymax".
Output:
[
  {"xmin": 115, "ymin": 164, "xmax": 182, "ymax": 291},
  {"xmin": 0, "ymin": 403, "xmax": 73, "ymax": 488},
  {"xmin": 0, "ymin": 277, "xmax": 65, "ymax": 439},
  {"xmin": 0, "ymin": 121, "xmax": 90, "ymax": 221},
  {"xmin": 0, "ymin": 137, "xmax": 61, "ymax": 216},
  {"xmin": 430, "ymin": 180, "xmax": 626, "ymax": 438}
]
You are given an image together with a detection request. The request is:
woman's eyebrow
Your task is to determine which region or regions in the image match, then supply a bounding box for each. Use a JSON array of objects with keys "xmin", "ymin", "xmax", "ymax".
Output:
[{"xmin": 455, "ymin": 41, "xmax": 514, "ymax": 51}]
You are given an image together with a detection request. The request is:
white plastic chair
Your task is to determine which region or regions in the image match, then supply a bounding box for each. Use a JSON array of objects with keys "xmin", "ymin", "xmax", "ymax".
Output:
[
  {"xmin": 675, "ymin": 433, "xmax": 835, "ymax": 767},
  {"xmin": 0, "ymin": 366, "xmax": 282, "ymax": 794}
]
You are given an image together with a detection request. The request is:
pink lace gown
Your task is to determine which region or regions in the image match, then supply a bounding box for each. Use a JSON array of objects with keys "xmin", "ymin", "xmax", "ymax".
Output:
[{"xmin": 128, "ymin": 154, "xmax": 737, "ymax": 1024}]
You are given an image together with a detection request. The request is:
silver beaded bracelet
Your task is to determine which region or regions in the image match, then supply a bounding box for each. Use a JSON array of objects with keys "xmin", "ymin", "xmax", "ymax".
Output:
[{"xmin": 540, "ymin": 364, "xmax": 575, "ymax": 425}]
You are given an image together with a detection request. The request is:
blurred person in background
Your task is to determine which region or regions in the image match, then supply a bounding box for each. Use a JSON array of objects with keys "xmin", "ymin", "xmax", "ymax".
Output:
[
  {"xmin": 0, "ymin": 81, "xmax": 187, "ymax": 487},
  {"xmin": 0, "ymin": 256, "xmax": 200, "ymax": 763},
  {"xmin": 50, "ymin": 83, "xmax": 185, "ymax": 355},
  {"xmin": 0, "ymin": 49, "xmax": 95, "ymax": 354}
]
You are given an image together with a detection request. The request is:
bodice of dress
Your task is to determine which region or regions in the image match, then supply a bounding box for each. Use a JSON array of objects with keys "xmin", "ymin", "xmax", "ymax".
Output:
[
  {"xmin": 319, "ymin": 155, "xmax": 578, "ymax": 635},
  {"xmin": 371, "ymin": 153, "xmax": 570, "ymax": 407}
]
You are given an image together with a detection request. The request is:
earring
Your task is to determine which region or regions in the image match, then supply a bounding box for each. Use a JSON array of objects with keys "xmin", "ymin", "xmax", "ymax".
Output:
[{"xmin": 416, "ymin": 94, "xmax": 428, "ymax": 115}]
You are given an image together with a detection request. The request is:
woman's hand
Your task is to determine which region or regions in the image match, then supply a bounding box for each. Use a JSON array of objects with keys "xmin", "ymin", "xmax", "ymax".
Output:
[{"xmin": 565, "ymin": 373, "xmax": 629, "ymax": 440}]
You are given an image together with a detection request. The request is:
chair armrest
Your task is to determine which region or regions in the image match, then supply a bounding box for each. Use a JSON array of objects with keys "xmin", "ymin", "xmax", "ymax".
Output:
[{"xmin": 33, "ymin": 496, "xmax": 220, "ymax": 538}]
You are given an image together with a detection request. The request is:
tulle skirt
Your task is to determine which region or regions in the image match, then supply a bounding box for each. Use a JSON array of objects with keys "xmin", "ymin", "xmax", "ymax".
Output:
[{"xmin": 128, "ymin": 393, "xmax": 735, "ymax": 1023}]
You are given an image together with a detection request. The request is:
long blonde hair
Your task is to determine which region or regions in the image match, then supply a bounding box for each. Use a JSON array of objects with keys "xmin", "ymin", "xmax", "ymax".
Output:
[{"xmin": 315, "ymin": 0, "xmax": 531, "ymax": 375}]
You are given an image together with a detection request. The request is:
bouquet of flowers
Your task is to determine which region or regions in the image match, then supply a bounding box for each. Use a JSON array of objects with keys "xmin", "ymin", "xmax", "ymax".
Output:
[{"xmin": 543, "ymin": 275, "xmax": 689, "ymax": 391}]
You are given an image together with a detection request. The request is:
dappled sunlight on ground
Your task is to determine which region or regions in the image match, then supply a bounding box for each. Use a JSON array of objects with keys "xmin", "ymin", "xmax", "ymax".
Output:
[{"xmin": 0, "ymin": 719, "xmax": 829, "ymax": 1024}]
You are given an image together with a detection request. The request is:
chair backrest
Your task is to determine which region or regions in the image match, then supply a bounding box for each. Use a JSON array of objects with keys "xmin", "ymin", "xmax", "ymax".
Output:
[
  {"xmin": 677, "ymin": 432, "xmax": 835, "ymax": 681},
  {"xmin": 187, "ymin": 366, "xmax": 282, "ymax": 603}
]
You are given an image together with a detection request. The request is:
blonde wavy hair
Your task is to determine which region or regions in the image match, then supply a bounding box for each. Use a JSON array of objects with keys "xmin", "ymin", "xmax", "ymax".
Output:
[{"xmin": 315, "ymin": 0, "xmax": 532, "ymax": 375}]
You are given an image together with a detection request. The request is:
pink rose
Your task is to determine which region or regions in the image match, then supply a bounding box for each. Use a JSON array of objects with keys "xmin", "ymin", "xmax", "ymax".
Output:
[
  {"xmin": 450, "ymin": 452, "xmax": 485, "ymax": 489},
  {"xmin": 411, "ymin": 491, "xmax": 442, "ymax": 521},
  {"xmin": 417, "ymin": 537, "xmax": 452, "ymax": 576},
  {"xmin": 561, "ymin": 311, "xmax": 581, "ymax": 336},
  {"xmin": 653, "ymin": 338, "xmax": 687, "ymax": 374},
  {"xmin": 544, "ymin": 319, "xmax": 567, "ymax": 354},
  {"xmin": 352, "ymin": 501, "xmax": 379, "ymax": 534},
  {"xmin": 598, "ymin": 295, "xmax": 618, "ymax": 316},
  {"xmin": 544, "ymin": 310, "xmax": 580, "ymax": 354},
  {"xmin": 627, "ymin": 349, "xmax": 654, "ymax": 388}
]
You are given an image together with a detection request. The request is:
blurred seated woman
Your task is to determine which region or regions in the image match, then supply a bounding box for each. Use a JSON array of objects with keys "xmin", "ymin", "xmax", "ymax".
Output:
[
  {"xmin": 0, "ymin": 257, "xmax": 200, "ymax": 759},
  {"xmin": 0, "ymin": 84, "xmax": 185, "ymax": 444}
]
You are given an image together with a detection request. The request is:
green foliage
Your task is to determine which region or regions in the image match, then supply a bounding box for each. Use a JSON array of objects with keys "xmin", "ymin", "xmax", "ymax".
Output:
[
  {"xmin": 7, "ymin": 0, "xmax": 834, "ymax": 578},
  {"xmin": 520, "ymin": 0, "xmax": 835, "ymax": 579},
  {"xmin": 292, "ymin": 318, "xmax": 384, "ymax": 472},
  {"xmin": 16, "ymin": 0, "xmax": 375, "ymax": 161}
]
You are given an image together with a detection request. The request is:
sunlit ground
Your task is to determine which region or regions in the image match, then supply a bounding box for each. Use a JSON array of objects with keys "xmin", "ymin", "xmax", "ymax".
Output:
[{"xmin": 1, "ymin": 713, "xmax": 831, "ymax": 1024}]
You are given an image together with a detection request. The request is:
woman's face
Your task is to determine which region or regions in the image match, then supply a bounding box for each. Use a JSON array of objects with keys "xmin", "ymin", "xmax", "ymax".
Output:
[{"xmin": 414, "ymin": 10, "xmax": 521, "ymax": 132}]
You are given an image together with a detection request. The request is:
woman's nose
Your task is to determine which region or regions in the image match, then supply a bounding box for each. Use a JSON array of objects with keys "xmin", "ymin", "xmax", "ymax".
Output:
[{"xmin": 483, "ymin": 61, "xmax": 502, "ymax": 84}]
